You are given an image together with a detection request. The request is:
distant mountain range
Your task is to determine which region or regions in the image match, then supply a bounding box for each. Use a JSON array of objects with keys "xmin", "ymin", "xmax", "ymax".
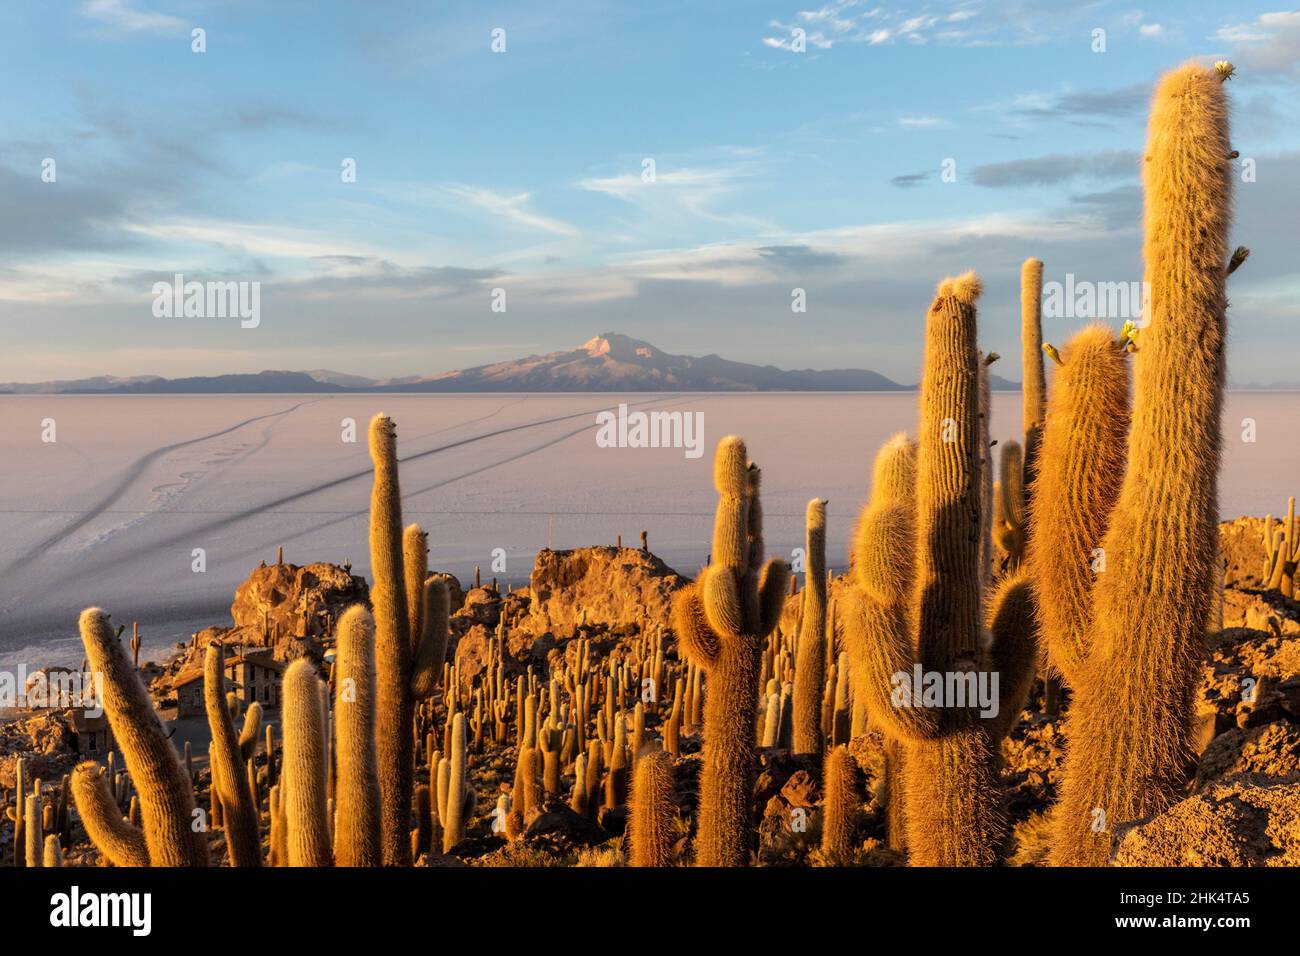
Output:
[{"xmin": 0, "ymin": 333, "xmax": 1024, "ymax": 394}]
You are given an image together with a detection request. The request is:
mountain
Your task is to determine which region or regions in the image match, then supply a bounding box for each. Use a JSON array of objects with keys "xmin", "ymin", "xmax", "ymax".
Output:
[{"xmin": 0, "ymin": 333, "xmax": 1022, "ymax": 393}]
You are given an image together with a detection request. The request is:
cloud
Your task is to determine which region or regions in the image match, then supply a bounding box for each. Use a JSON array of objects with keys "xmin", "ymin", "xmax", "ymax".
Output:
[
  {"xmin": 971, "ymin": 150, "xmax": 1139, "ymax": 187},
  {"xmin": 444, "ymin": 186, "xmax": 581, "ymax": 238},
  {"xmin": 79, "ymin": 0, "xmax": 188, "ymax": 35},
  {"xmin": 1006, "ymin": 83, "xmax": 1149, "ymax": 123},
  {"xmin": 898, "ymin": 116, "xmax": 952, "ymax": 129},
  {"xmin": 1139, "ymin": 23, "xmax": 1162, "ymax": 38},
  {"xmin": 891, "ymin": 171, "xmax": 931, "ymax": 188},
  {"xmin": 1215, "ymin": 12, "xmax": 1300, "ymax": 78}
]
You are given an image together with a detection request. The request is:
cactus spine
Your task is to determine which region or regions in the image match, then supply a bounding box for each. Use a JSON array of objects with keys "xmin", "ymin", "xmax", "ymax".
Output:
[
  {"xmin": 74, "ymin": 609, "xmax": 208, "ymax": 866},
  {"xmin": 282, "ymin": 659, "xmax": 333, "ymax": 866},
  {"xmin": 204, "ymin": 643, "xmax": 261, "ymax": 866},
  {"xmin": 628, "ymin": 749, "xmax": 676, "ymax": 867},
  {"xmin": 333, "ymin": 605, "xmax": 382, "ymax": 866},
  {"xmin": 369, "ymin": 413, "xmax": 414, "ymax": 865},
  {"xmin": 671, "ymin": 436, "xmax": 790, "ymax": 866},
  {"xmin": 1050, "ymin": 62, "xmax": 1234, "ymax": 866},
  {"xmin": 793, "ymin": 498, "xmax": 828, "ymax": 757}
]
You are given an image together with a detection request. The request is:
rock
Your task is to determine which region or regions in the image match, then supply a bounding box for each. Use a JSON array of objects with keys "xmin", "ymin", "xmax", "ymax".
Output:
[
  {"xmin": 1219, "ymin": 517, "xmax": 1269, "ymax": 589},
  {"xmin": 230, "ymin": 560, "xmax": 369, "ymax": 643},
  {"xmin": 780, "ymin": 769, "xmax": 821, "ymax": 808},
  {"xmin": 528, "ymin": 547, "xmax": 686, "ymax": 636},
  {"xmin": 526, "ymin": 799, "xmax": 609, "ymax": 848},
  {"xmin": 0, "ymin": 712, "xmax": 79, "ymax": 787},
  {"xmin": 1113, "ymin": 776, "xmax": 1300, "ymax": 866},
  {"xmin": 1196, "ymin": 722, "xmax": 1300, "ymax": 789}
]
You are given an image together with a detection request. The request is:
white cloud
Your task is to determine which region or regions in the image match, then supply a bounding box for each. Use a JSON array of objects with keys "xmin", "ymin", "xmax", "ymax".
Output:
[
  {"xmin": 898, "ymin": 116, "xmax": 952, "ymax": 128},
  {"xmin": 1214, "ymin": 12, "xmax": 1300, "ymax": 77},
  {"xmin": 443, "ymin": 186, "xmax": 581, "ymax": 238},
  {"xmin": 80, "ymin": 0, "xmax": 188, "ymax": 35},
  {"xmin": 1139, "ymin": 23, "xmax": 1162, "ymax": 38}
]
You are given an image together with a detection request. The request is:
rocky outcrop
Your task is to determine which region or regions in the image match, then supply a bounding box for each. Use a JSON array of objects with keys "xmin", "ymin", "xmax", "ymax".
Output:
[
  {"xmin": 528, "ymin": 548, "xmax": 685, "ymax": 637},
  {"xmin": 1113, "ymin": 776, "xmax": 1300, "ymax": 866},
  {"xmin": 230, "ymin": 560, "xmax": 369, "ymax": 643}
]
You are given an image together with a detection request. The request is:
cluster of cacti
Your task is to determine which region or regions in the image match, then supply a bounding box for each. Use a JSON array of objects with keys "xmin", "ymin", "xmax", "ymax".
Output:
[
  {"xmin": 672, "ymin": 436, "xmax": 790, "ymax": 866},
  {"xmin": 1262, "ymin": 496, "xmax": 1299, "ymax": 597},
  {"xmin": 42, "ymin": 61, "xmax": 1246, "ymax": 873},
  {"xmin": 1036, "ymin": 61, "xmax": 1236, "ymax": 866},
  {"xmin": 842, "ymin": 274, "xmax": 1037, "ymax": 866}
]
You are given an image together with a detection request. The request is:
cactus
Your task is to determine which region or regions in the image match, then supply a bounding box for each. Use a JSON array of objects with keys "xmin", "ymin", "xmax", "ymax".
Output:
[
  {"xmin": 333, "ymin": 605, "xmax": 382, "ymax": 866},
  {"xmin": 1020, "ymin": 257, "xmax": 1047, "ymax": 484},
  {"xmin": 819, "ymin": 745, "xmax": 857, "ymax": 863},
  {"xmin": 204, "ymin": 643, "xmax": 261, "ymax": 866},
  {"xmin": 843, "ymin": 276, "xmax": 1034, "ymax": 866},
  {"xmin": 1049, "ymin": 62, "xmax": 1234, "ymax": 866},
  {"xmin": 628, "ymin": 749, "xmax": 676, "ymax": 867},
  {"xmin": 410, "ymin": 576, "xmax": 451, "ymax": 697},
  {"xmin": 991, "ymin": 441, "xmax": 1027, "ymax": 569},
  {"xmin": 70, "ymin": 763, "xmax": 149, "ymax": 867},
  {"xmin": 1026, "ymin": 325, "xmax": 1131, "ymax": 688},
  {"xmin": 369, "ymin": 413, "xmax": 414, "ymax": 866},
  {"xmin": 671, "ymin": 436, "xmax": 790, "ymax": 866},
  {"xmin": 441, "ymin": 712, "xmax": 468, "ymax": 853},
  {"xmin": 1263, "ymin": 497, "xmax": 1299, "ymax": 597},
  {"xmin": 282, "ymin": 659, "xmax": 333, "ymax": 866},
  {"xmin": 74, "ymin": 608, "xmax": 208, "ymax": 866},
  {"xmin": 793, "ymin": 498, "xmax": 828, "ymax": 757},
  {"xmin": 403, "ymin": 524, "xmax": 428, "ymax": 654},
  {"xmin": 24, "ymin": 792, "xmax": 41, "ymax": 867},
  {"xmin": 43, "ymin": 834, "xmax": 62, "ymax": 867},
  {"xmin": 238, "ymin": 702, "xmax": 263, "ymax": 764}
]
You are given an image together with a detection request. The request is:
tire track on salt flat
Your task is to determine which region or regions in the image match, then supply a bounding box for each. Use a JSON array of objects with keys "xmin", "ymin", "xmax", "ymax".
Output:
[{"xmin": 4, "ymin": 399, "xmax": 321, "ymax": 572}]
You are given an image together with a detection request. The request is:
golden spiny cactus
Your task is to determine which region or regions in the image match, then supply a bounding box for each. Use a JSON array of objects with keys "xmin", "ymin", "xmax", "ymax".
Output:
[
  {"xmin": 74, "ymin": 609, "xmax": 207, "ymax": 866},
  {"xmin": 1021, "ymin": 257, "xmax": 1047, "ymax": 483},
  {"xmin": 441, "ymin": 712, "xmax": 468, "ymax": 853},
  {"xmin": 333, "ymin": 605, "xmax": 382, "ymax": 866},
  {"xmin": 204, "ymin": 643, "xmax": 260, "ymax": 866},
  {"xmin": 369, "ymin": 413, "xmax": 413, "ymax": 865},
  {"xmin": 410, "ymin": 576, "xmax": 451, "ymax": 698},
  {"xmin": 70, "ymin": 763, "xmax": 149, "ymax": 867},
  {"xmin": 1050, "ymin": 62, "xmax": 1234, "ymax": 866},
  {"xmin": 628, "ymin": 749, "xmax": 676, "ymax": 867},
  {"xmin": 283, "ymin": 659, "xmax": 333, "ymax": 866},
  {"xmin": 43, "ymin": 835, "xmax": 62, "ymax": 867},
  {"xmin": 1026, "ymin": 324, "xmax": 1130, "ymax": 687},
  {"xmin": 992, "ymin": 441, "xmax": 1026, "ymax": 568},
  {"xmin": 793, "ymin": 498, "xmax": 828, "ymax": 757},
  {"xmin": 671, "ymin": 436, "xmax": 790, "ymax": 866},
  {"xmin": 819, "ymin": 745, "xmax": 857, "ymax": 863},
  {"xmin": 403, "ymin": 524, "xmax": 428, "ymax": 655}
]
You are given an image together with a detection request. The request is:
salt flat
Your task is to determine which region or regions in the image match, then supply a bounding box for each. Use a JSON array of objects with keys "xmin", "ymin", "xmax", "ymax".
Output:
[{"xmin": 1, "ymin": 391, "xmax": 1295, "ymax": 669}]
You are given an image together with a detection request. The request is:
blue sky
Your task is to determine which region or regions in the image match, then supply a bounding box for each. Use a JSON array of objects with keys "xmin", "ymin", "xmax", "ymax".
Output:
[{"xmin": 1, "ymin": 0, "xmax": 1297, "ymax": 383}]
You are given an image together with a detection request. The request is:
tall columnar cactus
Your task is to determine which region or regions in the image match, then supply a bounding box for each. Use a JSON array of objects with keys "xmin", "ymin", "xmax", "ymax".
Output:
[
  {"xmin": 671, "ymin": 436, "xmax": 790, "ymax": 866},
  {"xmin": 282, "ymin": 659, "xmax": 333, "ymax": 867},
  {"xmin": 1021, "ymin": 257, "xmax": 1047, "ymax": 485},
  {"xmin": 204, "ymin": 643, "xmax": 261, "ymax": 866},
  {"xmin": 369, "ymin": 413, "xmax": 413, "ymax": 865},
  {"xmin": 844, "ymin": 276, "xmax": 1035, "ymax": 866},
  {"xmin": 333, "ymin": 605, "xmax": 382, "ymax": 866},
  {"xmin": 793, "ymin": 498, "xmax": 828, "ymax": 757},
  {"xmin": 43, "ymin": 835, "xmax": 62, "ymax": 867},
  {"xmin": 1263, "ymin": 497, "xmax": 1299, "ymax": 597},
  {"xmin": 992, "ymin": 441, "xmax": 1027, "ymax": 568},
  {"xmin": 403, "ymin": 525, "xmax": 428, "ymax": 655},
  {"xmin": 1050, "ymin": 62, "xmax": 1234, "ymax": 866},
  {"xmin": 441, "ymin": 712, "xmax": 468, "ymax": 853},
  {"xmin": 1026, "ymin": 325, "xmax": 1131, "ymax": 688},
  {"xmin": 74, "ymin": 609, "xmax": 208, "ymax": 866},
  {"xmin": 24, "ymin": 793, "xmax": 41, "ymax": 867},
  {"xmin": 819, "ymin": 745, "xmax": 857, "ymax": 863},
  {"xmin": 628, "ymin": 749, "xmax": 676, "ymax": 867},
  {"xmin": 410, "ymin": 576, "xmax": 451, "ymax": 698}
]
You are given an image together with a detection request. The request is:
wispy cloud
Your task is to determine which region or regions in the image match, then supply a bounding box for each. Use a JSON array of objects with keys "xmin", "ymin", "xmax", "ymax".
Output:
[
  {"xmin": 444, "ymin": 186, "xmax": 581, "ymax": 238},
  {"xmin": 971, "ymin": 150, "xmax": 1139, "ymax": 187},
  {"xmin": 79, "ymin": 0, "xmax": 188, "ymax": 36}
]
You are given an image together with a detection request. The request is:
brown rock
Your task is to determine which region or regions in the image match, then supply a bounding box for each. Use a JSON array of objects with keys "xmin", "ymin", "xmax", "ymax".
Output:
[
  {"xmin": 230, "ymin": 560, "xmax": 368, "ymax": 643},
  {"xmin": 528, "ymin": 547, "xmax": 685, "ymax": 636},
  {"xmin": 1113, "ymin": 776, "xmax": 1300, "ymax": 866},
  {"xmin": 780, "ymin": 769, "xmax": 821, "ymax": 808}
]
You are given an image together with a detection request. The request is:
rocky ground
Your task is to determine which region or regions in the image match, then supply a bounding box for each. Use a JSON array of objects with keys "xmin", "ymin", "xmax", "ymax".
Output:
[{"xmin": 3, "ymin": 517, "xmax": 1299, "ymax": 867}]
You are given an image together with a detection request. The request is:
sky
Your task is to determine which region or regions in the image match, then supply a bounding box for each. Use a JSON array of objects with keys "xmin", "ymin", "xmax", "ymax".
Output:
[{"xmin": 0, "ymin": 0, "xmax": 1297, "ymax": 384}]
